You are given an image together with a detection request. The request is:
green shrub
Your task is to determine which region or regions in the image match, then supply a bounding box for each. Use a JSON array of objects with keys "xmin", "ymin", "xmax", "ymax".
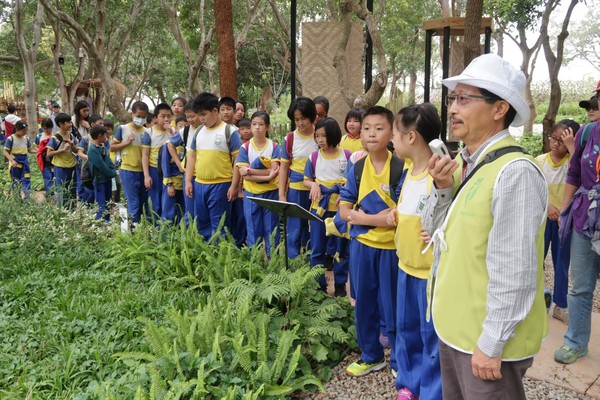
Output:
[
  {"xmin": 0, "ymin": 186, "xmax": 356, "ymax": 399},
  {"xmin": 99, "ymin": 222, "xmax": 357, "ymax": 399},
  {"xmin": 534, "ymin": 101, "xmax": 588, "ymax": 125},
  {"xmin": 518, "ymin": 134, "xmax": 544, "ymax": 158}
]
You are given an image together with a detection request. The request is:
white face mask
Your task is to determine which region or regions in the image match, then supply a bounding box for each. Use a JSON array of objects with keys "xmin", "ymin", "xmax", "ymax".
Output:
[{"xmin": 132, "ymin": 116, "xmax": 146, "ymax": 127}]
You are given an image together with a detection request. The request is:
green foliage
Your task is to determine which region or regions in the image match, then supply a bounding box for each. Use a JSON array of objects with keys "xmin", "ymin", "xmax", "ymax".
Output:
[
  {"xmin": 100, "ymin": 222, "xmax": 356, "ymax": 398},
  {"xmin": 485, "ymin": 0, "xmax": 545, "ymax": 32},
  {"xmin": 0, "ymin": 169, "xmax": 356, "ymax": 399},
  {"xmin": 517, "ymin": 133, "xmax": 543, "ymax": 157},
  {"xmin": 533, "ymin": 101, "xmax": 587, "ymax": 125}
]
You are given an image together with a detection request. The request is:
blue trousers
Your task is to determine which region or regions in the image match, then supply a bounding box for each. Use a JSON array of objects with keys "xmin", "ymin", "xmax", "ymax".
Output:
[
  {"xmin": 183, "ymin": 174, "xmax": 195, "ymax": 226},
  {"xmin": 54, "ymin": 166, "xmax": 76, "ymax": 208},
  {"xmin": 231, "ymin": 197, "xmax": 246, "ymax": 247},
  {"xmin": 9, "ymin": 160, "xmax": 31, "ymax": 198},
  {"xmin": 75, "ymin": 162, "xmax": 94, "ymax": 204},
  {"xmin": 544, "ymin": 218, "xmax": 571, "ymax": 308},
  {"xmin": 309, "ymin": 210, "xmax": 349, "ymax": 286},
  {"xmin": 349, "ymin": 240, "xmax": 398, "ymax": 370},
  {"xmin": 287, "ymin": 188, "xmax": 310, "ymax": 258},
  {"xmin": 161, "ymin": 185, "xmax": 185, "ymax": 225},
  {"xmin": 148, "ymin": 166, "xmax": 162, "ymax": 219},
  {"xmin": 193, "ymin": 181, "xmax": 232, "ymax": 241},
  {"xmin": 120, "ymin": 169, "xmax": 150, "ymax": 224},
  {"xmin": 564, "ymin": 231, "xmax": 600, "ymax": 350},
  {"xmin": 94, "ymin": 181, "xmax": 112, "ymax": 220},
  {"xmin": 41, "ymin": 166, "xmax": 54, "ymax": 198},
  {"xmin": 243, "ymin": 190, "xmax": 279, "ymax": 256},
  {"xmin": 395, "ymin": 269, "xmax": 442, "ymax": 399}
]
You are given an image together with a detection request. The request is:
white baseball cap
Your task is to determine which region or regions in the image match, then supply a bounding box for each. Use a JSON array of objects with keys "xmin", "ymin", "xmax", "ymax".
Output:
[{"xmin": 442, "ymin": 53, "xmax": 530, "ymax": 127}]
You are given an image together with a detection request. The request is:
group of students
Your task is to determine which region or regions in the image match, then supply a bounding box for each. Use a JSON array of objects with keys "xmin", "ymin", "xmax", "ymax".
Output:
[{"xmin": 4, "ymin": 76, "xmax": 598, "ymax": 398}]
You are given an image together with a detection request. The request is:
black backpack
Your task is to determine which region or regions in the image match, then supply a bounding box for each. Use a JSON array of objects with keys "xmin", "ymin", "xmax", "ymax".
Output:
[
  {"xmin": 80, "ymin": 142, "xmax": 94, "ymax": 190},
  {"xmin": 354, "ymin": 154, "xmax": 405, "ymax": 204}
]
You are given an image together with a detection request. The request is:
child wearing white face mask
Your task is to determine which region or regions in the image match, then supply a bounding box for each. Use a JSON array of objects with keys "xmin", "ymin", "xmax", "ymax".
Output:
[{"xmin": 110, "ymin": 101, "xmax": 151, "ymax": 228}]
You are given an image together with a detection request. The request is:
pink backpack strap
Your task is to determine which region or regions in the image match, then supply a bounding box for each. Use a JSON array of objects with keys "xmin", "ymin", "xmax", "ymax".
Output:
[
  {"xmin": 310, "ymin": 150, "xmax": 319, "ymax": 174},
  {"xmin": 285, "ymin": 131, "xmax": 294, "ymax": 160}
]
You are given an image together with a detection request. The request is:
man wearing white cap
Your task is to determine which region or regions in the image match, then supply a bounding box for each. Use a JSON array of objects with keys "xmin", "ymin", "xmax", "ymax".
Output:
[{"xmin": 422, "ymin": 53, "xmax": 548, "ymax": 399}]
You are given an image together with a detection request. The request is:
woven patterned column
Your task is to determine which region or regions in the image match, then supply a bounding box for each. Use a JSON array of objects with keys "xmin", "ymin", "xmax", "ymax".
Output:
[{"xmin": 302, "ymin": 21, "xmax": 364, "ymax": 125}]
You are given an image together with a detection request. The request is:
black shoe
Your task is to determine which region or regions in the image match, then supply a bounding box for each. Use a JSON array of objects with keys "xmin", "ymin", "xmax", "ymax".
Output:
[
  {"xmin": 324, "ymin": 254, "xmax": 334, "ymax": 271},
  {"xmin": 334, "ymin": 283, "xmax": 347, "ymax": 297}
]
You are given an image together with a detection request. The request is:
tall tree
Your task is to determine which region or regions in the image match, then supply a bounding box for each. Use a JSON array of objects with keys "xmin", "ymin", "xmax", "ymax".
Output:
[
  {"xmin": 40, "ymin": 0, "xmax": 145, "ymax": 122},
  {"xmin": 13, "ymin": 0, "xmax": 43, "ymax": 136},
  {"xmin": 382, "ymin": 0, "xmax": 439, "ymax": 103},
  {"xmin": 541, "ymin": 0, "xmax": 580, "ymax": 150},
  {"xmin": 463, "ymin": 0, "xmax": 484, "ymax": 65},
  {"xmin": 47, "ymin": 10, "xmax": 88, "ymax": 115},
  {"xmin": 214, "ymin": 0, "xmax": 238, "ymax": 98},
  {"xmin": 563, "ymin": 6, "xmax": 600, "ymax": 74},
  {"xmin": 161, "ymin": 0, "xmax": 215, "ymax": 97},
  {"xmin": 333, "ymin": 0, "xmax": 388, "ymax": 109},
  {"xmin": 487, "ymin": 0, "xmax": 548, "ymax": 134}
]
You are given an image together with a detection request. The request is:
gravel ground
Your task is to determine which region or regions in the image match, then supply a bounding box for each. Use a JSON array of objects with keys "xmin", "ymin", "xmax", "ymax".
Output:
[
  {"xmin": 300, "ymin": 251, "xmax": 600, "ymax": 399},
  {"xmin": 300, "ymin": 350, "xmax": 598, "ymax": 399}
]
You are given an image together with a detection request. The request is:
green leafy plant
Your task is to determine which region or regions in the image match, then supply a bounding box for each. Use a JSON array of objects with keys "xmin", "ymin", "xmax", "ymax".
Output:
[{"xmin": 518, "ymin": 133, "xmax": 544, "ymax": 157}]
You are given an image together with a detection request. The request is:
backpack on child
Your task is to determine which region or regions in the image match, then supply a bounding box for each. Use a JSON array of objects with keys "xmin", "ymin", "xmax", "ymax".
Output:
[
  {"xmin": 36, "ymin": 137, "xmax": 53, "ymax": 171},
  {"xmin": 79, "ymin": 142, "xmax": 94, "ymax": 190},
  {"xmin": 353, "ymin": 154, "xmax": 405, "ymax": 204}
]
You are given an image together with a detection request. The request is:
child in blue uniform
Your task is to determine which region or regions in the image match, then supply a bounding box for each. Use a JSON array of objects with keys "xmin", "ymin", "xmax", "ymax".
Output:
[
  {"xmin": 47, "ymin": 113, "xmax": 79, "ymax": 208},
  {"xmin": 387, "ymin": 103, "xmax": 442, "ymax": 400},
  {"xmin": 184, "ymin": 92, "xmax": 241, "ymax": 240},
  {"xmin": 37, "ymin": 118, "xmax": 55, "ymax": 198},
  {"xmin": 142, "ymin": 103, "xmax": 174, "ymax": 220},
  {"xmin": 110, "ymin": 101, "xmax": 150, "ymax": 226},
  {"xmin": 278, "ymin": 96, "xmax": 318, "ymax": 258},
  {"xmin": 236, "ymin": 111, "xmax": 280, "ymax": 255},
  {"xmin": 4, "ymin": 121, "xmax": 36, "ymax": 198},
  {"xmin": 535, "ymin": 119, "xmax": 579, "ymax": 324},
  {"xmin": 339, "ymin": 106, "xmax": 401, "ymax": 377},
  {"xmin": 161, "ymin": 129, "xmax": 186, "ymax": 224},
  {"xmin": 88, "ymin": 125, "xmax": 117, "ymax": 221},
  {"xmin": 304, "ymin": 117, "xmax": 351, "ymax": 296}
]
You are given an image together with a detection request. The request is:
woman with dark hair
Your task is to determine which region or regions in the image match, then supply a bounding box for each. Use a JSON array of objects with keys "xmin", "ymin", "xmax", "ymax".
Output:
[
  {"xmin": 72, "ymin": 100, "xmax": 93, "ymax": 203},
  {"xmin": 72, "ymin": 100, "xmax": 91, "ymax": 139}
]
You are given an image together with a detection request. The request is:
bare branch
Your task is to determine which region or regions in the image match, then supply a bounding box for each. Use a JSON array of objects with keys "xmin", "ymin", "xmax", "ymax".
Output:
[
  {"xmin": 267, "ymin": 0, "xmax": 290, "ymax": 41},
  {"xmin": 0, "ymin": 55, "xmax": 20, "ymax": 62},
  {"xmin": 110, "ymin": 0, "xmax": 145, "ymax": 77},
  {"xmin": 161, "ymin": 0, "xmax": 193, "ymax": 64}
]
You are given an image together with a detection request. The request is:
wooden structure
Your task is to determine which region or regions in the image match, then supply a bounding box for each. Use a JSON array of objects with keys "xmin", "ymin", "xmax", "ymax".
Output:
[
  {"xmin": 66, "ymin": 78, "xmax": 102, "ymax": 113},
  {"xmin": 422, "ymin": 17, "xmax": 493, "ymax": 142}
]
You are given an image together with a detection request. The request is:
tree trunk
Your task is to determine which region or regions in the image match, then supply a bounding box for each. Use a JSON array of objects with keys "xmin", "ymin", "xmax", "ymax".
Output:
[
  {"xmin": 214, "ymin": 0, "xmax": 238, "ymax": 98},
  {"xmin": 493, "ymin": 31, "xmax": 504, "ymax": 57},
  {"xmin": 408, "ymin": 71, "xmax": 417, "ymax": 104},
  {"xmin": 333, "ymin": 0, "xmax": 388, "ymax": 109},
  {"xmin": 541, "ymin": 0, "xmax": 579, "ymax": 152},
  {"xmin": 161, "ymin": 0, "xmax": 214, "ymax": 97},
  {"xmin": 40, "ymin": 0, "xmax": 142, "ymax": 123},
  {"xmin": 14, "ymin": 0, "xmax": 43, "ymax": 137},
  {"xmin": 463, "ymin": 0, "xmax": 483, "ymax": 66}
]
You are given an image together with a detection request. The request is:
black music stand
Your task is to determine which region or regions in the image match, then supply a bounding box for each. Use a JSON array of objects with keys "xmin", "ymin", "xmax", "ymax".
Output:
[{"xmin": 247, "ymin": 197, "xmax": 322, "ymax": 269}]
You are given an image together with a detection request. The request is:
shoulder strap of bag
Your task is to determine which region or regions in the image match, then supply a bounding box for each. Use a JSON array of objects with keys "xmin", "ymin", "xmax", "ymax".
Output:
[{"xmin": 453, "ymin": 146, "xmax": 528, "ymax": 200}]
